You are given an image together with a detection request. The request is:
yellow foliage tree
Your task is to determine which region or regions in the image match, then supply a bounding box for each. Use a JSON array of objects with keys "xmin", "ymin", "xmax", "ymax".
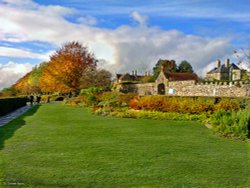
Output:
[{"xmin": 40, "ymin": 41, "xmax": 97, "ymax": 92}]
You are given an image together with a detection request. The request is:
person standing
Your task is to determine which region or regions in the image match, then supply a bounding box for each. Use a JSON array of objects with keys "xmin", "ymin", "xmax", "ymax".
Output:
[
  {"xmin": 36, "ymin": 95, "xmax": 41, "ymax": 104},
  {"xmin": 29, "ymin": 95, "xmax": 34, "ymax": 105}
]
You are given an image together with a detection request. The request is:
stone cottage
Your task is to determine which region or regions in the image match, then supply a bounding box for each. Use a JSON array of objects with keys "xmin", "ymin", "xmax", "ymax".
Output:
[
  {"xmin": 154, "ymin": 66, "xmax": 198, "ymax": 95},
  {"xmin": 206, "ymin": 59, "xmax": 243, "ymax": 81}
]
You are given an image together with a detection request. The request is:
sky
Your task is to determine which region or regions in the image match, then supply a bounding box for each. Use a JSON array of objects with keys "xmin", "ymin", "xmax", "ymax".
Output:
[{"xmin": 0, "ymin": 0, "xmax": 250, "ymax": 89}]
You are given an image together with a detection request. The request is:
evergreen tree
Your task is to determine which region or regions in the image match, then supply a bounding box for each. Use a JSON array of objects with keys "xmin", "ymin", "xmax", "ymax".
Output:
[
  {"xmin": 178, "ymin": 60, "xmax": 194, "ymax": 73},
  {"xmin": 152, "ymin": 59, "xmax": 177, "ymax": 80}
]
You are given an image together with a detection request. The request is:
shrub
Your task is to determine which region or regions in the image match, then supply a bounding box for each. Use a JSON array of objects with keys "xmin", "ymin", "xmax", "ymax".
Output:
[
  {"xmin": 98, "ymin": 92, "xmax": 137, "ymax": 107},
  {"xmin": 210, "ymin": 108, "xmax": 250, "ymax": 140},
  {"xmin": 129, "ymin": 96, "xmax": 214, "ymax": 114},
  {"xmin": 0, "ymin": 97, "xmax": 28, "ymax": 116},
  {"xmin": 94, "ymin": 107, "xmax": 113, "ymax": 116},
  {"xmin": 213, "ymin": 99, "xmax": 240, "ymax": 111},
  {"xmin": 118, "ymin": 93, "xmax": 137, "ymax": 106},
  {"xmin": 64, "ymin": 96, "xmax": 87, "ymax": 107},
  {"xmin": 128, "ymin": 96, "xmax": 245, "ymax": 114},
  {"xmin": 235, "ymin": 98, "xmax": 250, "ymax": 109},
  {"xmin": 97, "ymin": 92, "xmax": 120, "ymax": 107},
  {"xmin": 80, "ymin": 87, "xmax": 102, "ymax": 106},
  {"xmin": 108, "ymin": 109, "xmax": 208, "ymax": 122},
  {"xmin": 128, "ymin": 96, "xmax": 140, "ymax": 109}
]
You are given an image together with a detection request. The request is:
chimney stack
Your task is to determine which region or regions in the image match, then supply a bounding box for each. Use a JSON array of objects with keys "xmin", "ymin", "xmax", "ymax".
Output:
[
  {"xmin": 135, "ymin": 70, "xmax": 137, "ymax": 76},
  {"xmin": 225, "ymin": 58, "xmax": 230, "ymax": 68},
  {"xmin": 216, "ymin": 59, "xmax": 221, "ymax": 68},
  {"xmin": 132, "ymin": 70, "xmax": 134, "ymax": 75}
]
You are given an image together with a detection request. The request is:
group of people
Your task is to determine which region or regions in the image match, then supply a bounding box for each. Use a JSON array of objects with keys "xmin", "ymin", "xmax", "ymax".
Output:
[{"xmin": 28, "ymin": 94, "xmax": 41, "ymax": 105}]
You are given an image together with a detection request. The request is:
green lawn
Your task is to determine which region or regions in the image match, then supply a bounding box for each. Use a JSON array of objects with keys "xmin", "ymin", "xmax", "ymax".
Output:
[{"xmin": 0, "ymin": 103, "xmax": 248, "ymax": 187}]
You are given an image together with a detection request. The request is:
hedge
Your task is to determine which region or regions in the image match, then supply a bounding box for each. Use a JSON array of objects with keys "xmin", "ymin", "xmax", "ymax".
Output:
[{"xmin": 0, "ymin": 97, "xmax": 28, "ymax": 116}]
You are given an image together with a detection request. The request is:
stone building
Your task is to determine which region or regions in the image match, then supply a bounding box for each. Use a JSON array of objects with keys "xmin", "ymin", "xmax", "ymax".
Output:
[
  {"xmin": 115, "ymin": 62, "xmax": 250, "ymax": 98},
  {"xmin": 154, "ymin": 66, "xmax": 198, "ymax": 95},
  {"xmin": 206, "ymin": 58, "xmax": 243, "ymax": 81},
  {"xmin": 116, "ymin": 70, "xmax": 145, "ymax": 83}
]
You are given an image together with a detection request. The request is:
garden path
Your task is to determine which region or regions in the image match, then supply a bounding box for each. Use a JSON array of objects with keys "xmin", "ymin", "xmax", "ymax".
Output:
[{"xmin": 0, "ymin": 105, "xmax": 33, "ymax": 127}]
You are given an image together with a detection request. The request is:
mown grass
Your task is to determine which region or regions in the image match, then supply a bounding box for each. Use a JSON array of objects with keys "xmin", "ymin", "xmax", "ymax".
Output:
[{"xmin": 0, "ymin": 103, "xmax": 248, "ymax": 187}]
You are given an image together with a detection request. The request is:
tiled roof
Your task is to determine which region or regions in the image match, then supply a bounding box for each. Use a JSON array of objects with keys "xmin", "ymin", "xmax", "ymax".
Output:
[
  {"xmin": 207, "ymin": 68, "xmax": 217, "ymax": 74},
  {"xmin": 207, "ymin": 65, "xmax": 229, "ymax": 74},
  {"xmin": 116, "ymin": 74, "xmax": 122, "ymax": 79},
  {"xmin": 230, "ymin": 63, "xmax": 240, "ymax": 70},
  {"xmin": 164, "ymin": 72, "xmax": 198, "ymax": 81},
  {"xmin": 207, "ymin": 63, "xmax": 241, "ymax": 74},
  {"xmin": 116, "ymin": 73, "xmax": 144, "ymax": 82}
]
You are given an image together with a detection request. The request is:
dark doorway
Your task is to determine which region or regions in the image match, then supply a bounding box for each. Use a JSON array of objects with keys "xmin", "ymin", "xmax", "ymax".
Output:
[{"xmin": 158, "ymin": 83, "xmax": 165, "ymax": 95}]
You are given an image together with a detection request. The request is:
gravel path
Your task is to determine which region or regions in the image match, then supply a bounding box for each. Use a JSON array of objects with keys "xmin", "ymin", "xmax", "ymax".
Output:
[{"xmin": 0, "ymin": 105, "xmax": 33, "ymax": 127}]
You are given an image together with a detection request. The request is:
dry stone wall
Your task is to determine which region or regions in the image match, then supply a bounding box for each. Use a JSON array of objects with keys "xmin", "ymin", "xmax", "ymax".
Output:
[
  {"xmin": 122, "ymin": 80, "xmax": 250, "ymax": 98},
  {"xmin": 167, "ymin": 81, "xmax": 249, "ymax": 97}
]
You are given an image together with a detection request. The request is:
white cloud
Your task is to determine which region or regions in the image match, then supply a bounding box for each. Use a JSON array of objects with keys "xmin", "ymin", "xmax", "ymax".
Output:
[
  {"xmin": 130, "ymin": 11, "xmax": 148, "ymax": 26},
  {"xmin": 77, "ymin": 16, "xmax": 98, "ymax": 26},
  {"xmin": 0, "ymin": 0, "xmax": 234, "ymax": 81},
  {"xmin": 0, "ymin": 46, "xmax": 52, "ymax": 60},
  {"xmin": 0, "ymin": 61, "xmax": 33, "ymax": 89},
  {"xmin": 98, "ymin": 27, "xmax": 232, "ymax": 76}
]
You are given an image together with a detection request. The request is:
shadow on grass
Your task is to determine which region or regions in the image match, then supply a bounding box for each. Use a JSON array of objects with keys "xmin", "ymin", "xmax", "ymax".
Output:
[{"xmin": 0, "ymin": 105, "xmax": 40, "ymax": 150}]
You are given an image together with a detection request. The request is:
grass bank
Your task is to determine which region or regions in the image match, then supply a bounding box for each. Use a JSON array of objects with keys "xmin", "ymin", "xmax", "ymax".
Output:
[{"xmin": 0, "ymin": 103, "xmax": 248, "ymax": 187}]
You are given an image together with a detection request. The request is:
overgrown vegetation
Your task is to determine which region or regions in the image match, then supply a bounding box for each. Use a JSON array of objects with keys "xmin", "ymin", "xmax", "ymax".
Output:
[{"xmin": 210, "ymin": 109, "xmax": 250, "ymax": 139}]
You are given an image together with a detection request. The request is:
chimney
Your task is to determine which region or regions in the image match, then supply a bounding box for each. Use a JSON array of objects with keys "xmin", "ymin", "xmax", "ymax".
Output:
[
  {"xmin": 216, "ymin": 59, "xmax": 221, "ymax": 68},
  {"xmin": 135, "ymin": 70, "xmax": 137, "ymax": 76},
  {"xmin": 132, "ymin": 70, "xmax": 134, "ymax": 75},
  {"xmin": 161, "ymin": 65, "xmax": 164, "ymax": 72},
  {"xmin": 225, "ymin": 58, "xmax": 230, "ymax": 68},
  {"xmin": 145, "ymin": 72, "xmax": 147, "ymax": 76}
]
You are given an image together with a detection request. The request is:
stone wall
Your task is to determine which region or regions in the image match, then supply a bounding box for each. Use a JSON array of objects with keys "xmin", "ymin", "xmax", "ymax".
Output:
[
  {"xmin": 118, "ymin": 80, "xmax": 250, "ymax": 98},
  {"xmin": 135, "ymin": 83, "xmax": 155, "ymax": 95},
  {"xmin": 116, "ymin": 83, "xmax": 155, "ymax": 95},
  {"xmin": 167, "ymin": 81, "xmax": 250, "ymax": 97}
]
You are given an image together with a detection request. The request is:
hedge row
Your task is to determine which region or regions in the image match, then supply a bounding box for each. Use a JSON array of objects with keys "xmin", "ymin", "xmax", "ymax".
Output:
[{"xmin": 0, "ymin": 97, "xmax": 28, "ymax": 116}]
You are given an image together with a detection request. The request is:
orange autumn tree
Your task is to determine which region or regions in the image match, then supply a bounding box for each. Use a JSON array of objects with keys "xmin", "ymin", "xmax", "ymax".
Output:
[
  {"xmin": 13, "ymin": 72, "xmax": 32, "ymax": 94},
  {"xmin": 13, "ymin": 62, "xmax": 47, "ymax": 94},
  {"xmin": 40, "ymin": 41, "xmax": 97, "ymax": 92}
]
